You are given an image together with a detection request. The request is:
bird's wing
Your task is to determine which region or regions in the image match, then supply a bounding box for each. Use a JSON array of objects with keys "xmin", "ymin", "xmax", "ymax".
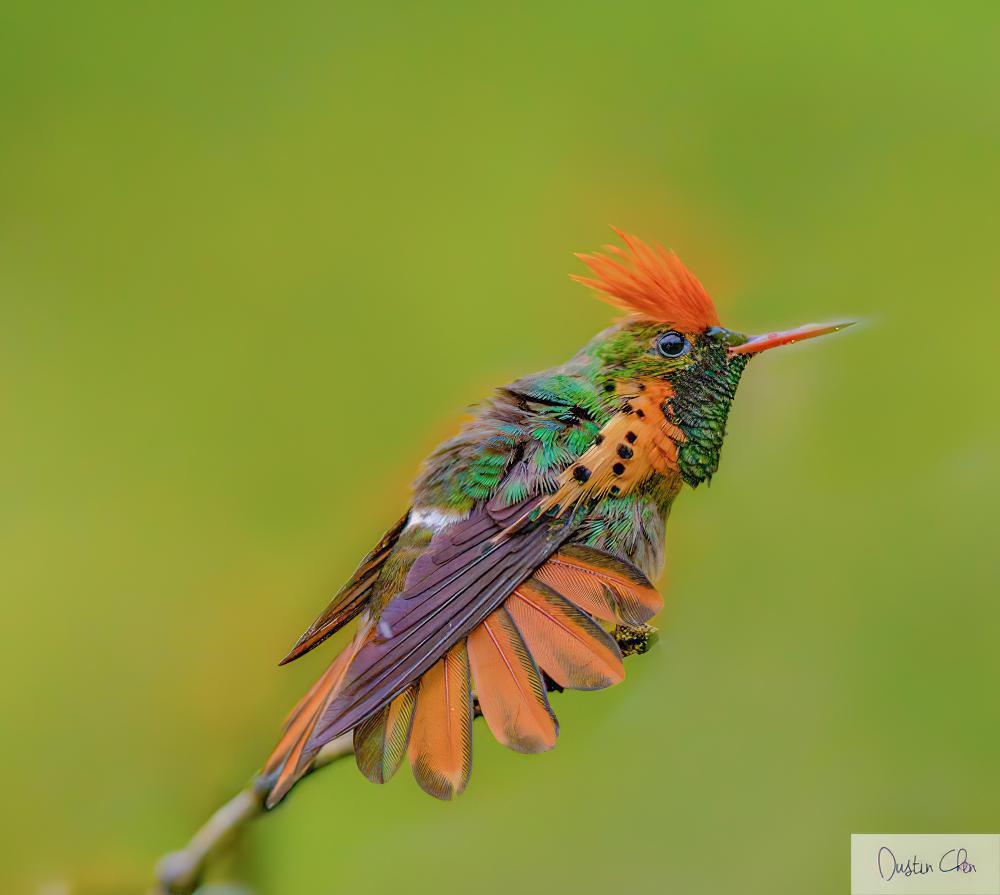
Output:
[
  {"xmin": 278, "ymin": 512, "xmax": 410, "ymax": 665},
  {"xmin": 304, "ymin": 497, "xmax": 577, "ymax": 751}
]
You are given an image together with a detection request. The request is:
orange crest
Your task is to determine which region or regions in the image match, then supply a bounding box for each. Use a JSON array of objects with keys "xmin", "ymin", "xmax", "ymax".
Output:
[{"xmin": 572, "ymin": 228, "xmax": 721, "ymax": 331}]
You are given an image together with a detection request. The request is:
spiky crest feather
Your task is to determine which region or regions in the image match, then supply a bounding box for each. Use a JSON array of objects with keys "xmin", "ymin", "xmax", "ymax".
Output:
[{"xmin": 572, "ymin": 228, "xmax": 721, "ymax": 331}]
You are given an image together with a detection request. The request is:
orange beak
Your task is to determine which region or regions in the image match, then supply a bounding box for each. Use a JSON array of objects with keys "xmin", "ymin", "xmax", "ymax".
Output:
[{"xmin": 727, "ymin": 321, "xmax": 855, "ymax": 357}]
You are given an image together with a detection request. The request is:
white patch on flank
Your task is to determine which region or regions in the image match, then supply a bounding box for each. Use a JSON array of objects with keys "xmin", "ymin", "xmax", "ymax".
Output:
[
  {"xmin": 406, "ymin": 506, "xmax": 467, "ymax": 533},
  {"xmin": 381, "ymin": 506, "xmax": 469, "ymax": 639}
]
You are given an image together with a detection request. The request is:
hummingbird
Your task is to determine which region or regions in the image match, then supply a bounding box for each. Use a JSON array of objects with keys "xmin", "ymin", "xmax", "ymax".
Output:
[{"xmin": 260, "ymin": 230, "xmax": 851, "ymax": 806}]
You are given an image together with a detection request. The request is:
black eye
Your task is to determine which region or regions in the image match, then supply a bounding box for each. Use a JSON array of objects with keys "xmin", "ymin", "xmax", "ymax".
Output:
[{"xmin": 655, "ymin": 331, "xmax": 689, "ymax": 358}]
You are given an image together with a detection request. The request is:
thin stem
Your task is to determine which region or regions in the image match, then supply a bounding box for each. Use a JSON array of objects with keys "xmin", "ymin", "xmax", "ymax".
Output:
[{"xmin": 154, "ymin": 732, "xmax": 353, "ymax": 895}]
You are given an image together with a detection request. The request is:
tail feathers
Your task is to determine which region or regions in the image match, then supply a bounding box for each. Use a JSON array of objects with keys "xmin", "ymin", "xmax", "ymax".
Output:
[
  {"xmin": 263, "ymin": 633, "xmax": 364, "ymax": 808},
  {"xmin": 468, "ymin": 606, "xmax": 557, "ymax": 753},
  {"xmin": 407, "ymin": 641, "xmax": 474, "ymax": 800},
  {"xmin": 265, "ymin": 547, "xmax": 651, "ymax": 802},
  {"xmin": 354, "ymin": 684, "xmax": 416, "ymax": 784},
  {"xmin": 532, "ymin": 545, "xmax": 662, "ymax": 626}
]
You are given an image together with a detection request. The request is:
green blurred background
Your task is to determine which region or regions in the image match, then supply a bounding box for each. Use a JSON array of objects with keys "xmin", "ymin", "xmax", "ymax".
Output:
[{"xmin": 2, "ymin": 2, "xmax": 998, "ymax": 893}]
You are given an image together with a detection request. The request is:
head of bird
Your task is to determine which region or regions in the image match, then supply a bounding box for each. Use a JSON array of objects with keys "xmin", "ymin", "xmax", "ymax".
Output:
[{"xmin": 576, "ymin": 230, "xmax": 853, "ymax": 487}]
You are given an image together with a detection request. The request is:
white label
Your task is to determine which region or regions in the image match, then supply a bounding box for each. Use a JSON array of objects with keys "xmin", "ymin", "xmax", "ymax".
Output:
[{"xmin": 851, "ymin": 835, "xmax": 1000, "ymax": 895}]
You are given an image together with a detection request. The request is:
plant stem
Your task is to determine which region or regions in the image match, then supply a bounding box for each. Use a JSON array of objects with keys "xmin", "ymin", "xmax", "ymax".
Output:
[{"xmin": 154, "ymin": 732, "xmax": 353, "ymax": 895}]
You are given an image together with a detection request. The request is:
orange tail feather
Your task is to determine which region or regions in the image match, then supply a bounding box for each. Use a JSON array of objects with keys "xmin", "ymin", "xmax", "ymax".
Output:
[
  {"xmin": 506, "ymin": 580, "xmax": 624, "ymax": 691},
  {"xmin": 533, "ymin": 544, "xmax": 662, "ymax": 625},
  {"xmin": 468, "ymin": 607, "xmax": 558, "ymax": 754},
  {"xmin": 263, "ymin": 632, "xmax": 365, "ymax": 808},
  {"xmin": 407, "ymin": 641, "xmax": 474, "ymax": 800}
]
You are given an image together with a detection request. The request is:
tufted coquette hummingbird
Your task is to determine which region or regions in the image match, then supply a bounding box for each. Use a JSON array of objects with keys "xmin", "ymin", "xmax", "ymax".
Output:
[{"xmin": 260, "ymin": 230, "xmax": 852, "ymax": 805}]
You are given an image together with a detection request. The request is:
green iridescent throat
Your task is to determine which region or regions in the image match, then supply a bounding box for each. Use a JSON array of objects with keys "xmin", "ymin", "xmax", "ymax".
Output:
[{"xmin": 669, "ymin": 345, "xmax": 749, "ymax": 487}]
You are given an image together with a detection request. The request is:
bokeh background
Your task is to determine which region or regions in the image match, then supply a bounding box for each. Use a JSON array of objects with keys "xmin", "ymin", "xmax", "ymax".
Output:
[{"xmin": 2, "ymin": 2, "xmax": 998, "ymax": 893}]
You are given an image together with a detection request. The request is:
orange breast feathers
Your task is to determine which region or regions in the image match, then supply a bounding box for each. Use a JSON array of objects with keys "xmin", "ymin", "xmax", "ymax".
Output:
[{"xmin": 535, "ymin": 380, "xmax": 684, "ymax": 519}]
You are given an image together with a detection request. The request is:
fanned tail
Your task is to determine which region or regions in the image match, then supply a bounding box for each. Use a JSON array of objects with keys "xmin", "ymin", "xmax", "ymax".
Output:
[{"xmin": 266, "ymin": 546, "xmax": 659, "ymax": 802}]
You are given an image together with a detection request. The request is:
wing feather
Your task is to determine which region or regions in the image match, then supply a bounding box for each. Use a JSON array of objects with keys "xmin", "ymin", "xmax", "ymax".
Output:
[
  {"xmin": 305, "ymin": 501, "xmax": 577, "ymax": 750},
  {"xmin": 279, "ymin": 514, "xmax": 409, "ymax": 665}
]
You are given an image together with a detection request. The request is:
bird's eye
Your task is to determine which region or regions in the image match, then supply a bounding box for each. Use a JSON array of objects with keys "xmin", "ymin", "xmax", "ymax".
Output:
[{"xmin": 655, "ymin": 331, "xmax": 689, "ymax": 358}]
